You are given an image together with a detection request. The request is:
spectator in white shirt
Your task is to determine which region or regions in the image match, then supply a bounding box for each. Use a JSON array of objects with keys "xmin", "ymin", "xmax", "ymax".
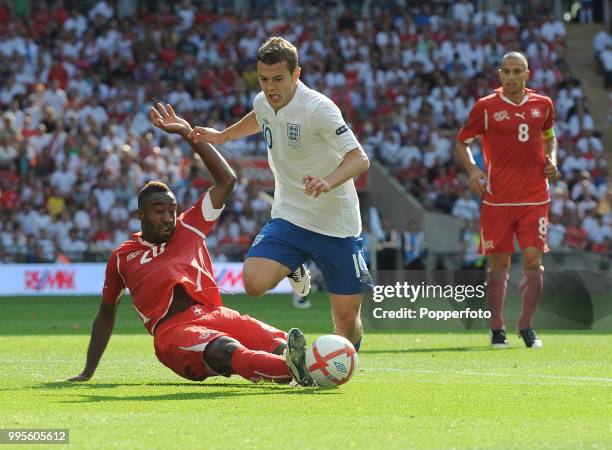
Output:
[
  {"xmin": 540, "ymin": 15, "xmax": 566, "ymax": 43},
  {"xmin": 452, "ymin": 190, "xmax": 480, "ymax": 222},
  {"xmin": 576, "ymin": 129, "xmax": 604, "ymax": 154},
  {"xmin": 452, "ymin": 0, "xmax": 474, "ymax": 26},
  {"xmin": 547, "ymin": 214, "xmax": 566, "ymax": 250},
  {"xmin": 60, "ymin": 229, "xmax": 88, "ymax": 261},
  {"xmin": 50, "ymin": 162, "xmax": 77, "ymax": 196},
  {"xmin": 93, "ymin": 179, "xmax": 116, "ymax": 214}
]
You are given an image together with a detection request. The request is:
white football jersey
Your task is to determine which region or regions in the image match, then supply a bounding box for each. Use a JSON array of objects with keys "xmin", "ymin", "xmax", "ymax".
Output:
[{"xmin": 253, "ymin": 81, "xmax": 362, "ymax": 237}]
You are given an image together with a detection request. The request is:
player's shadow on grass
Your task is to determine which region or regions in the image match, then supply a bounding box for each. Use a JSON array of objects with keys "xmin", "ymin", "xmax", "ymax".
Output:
[
  {"xmin": 58, "ymin": 385, "xmax": 337, "ymax": 403},
  {"xmin": 37, "ymin": 382, "xmax": 338, "ymax": 401},
  {"xmin": 360, "ymin": 346, "xmax": 519, "ymax": 354}
]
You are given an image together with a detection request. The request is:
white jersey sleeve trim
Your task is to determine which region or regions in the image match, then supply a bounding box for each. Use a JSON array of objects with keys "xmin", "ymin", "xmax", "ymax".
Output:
[
  {"xmin": 179, "ymin": 342, "xmax": 210, "ymax": 352},
  {"xmin": 202, "ymin": 190, "xmax": 224, "ymax": 222},
  {"xmin": 182, "ymin": 220, "xmax": 207, "ymax": 240},
  {"xmin": 483, "ymin": 199, "xmax": 551, "ymax": 206},
  {"xmin": 116, "ymin": 253, "xmax": 126, "ymax": 285},
  {"xmin": 151, "ymin": 291, "xmax": 174, "ymax": 335}
]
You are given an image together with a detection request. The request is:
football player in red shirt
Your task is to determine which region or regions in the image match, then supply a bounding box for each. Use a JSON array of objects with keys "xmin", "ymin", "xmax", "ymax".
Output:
[
  {"xmin": 455, "ymin": 52, "xmax": 560, "ymax": 348},
  {"xmin": 68, "ymin": 103, "xmax": 314, "ymax": 386}
]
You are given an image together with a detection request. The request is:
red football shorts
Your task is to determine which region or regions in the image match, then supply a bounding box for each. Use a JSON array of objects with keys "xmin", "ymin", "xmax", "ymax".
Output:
[
  {"xmin": 153, "ymin": 303, "xmax": 287, "ymax": 381},
  {"xmin": 479, "ymin": 203, "xmax": 550, "ymax": 255}
]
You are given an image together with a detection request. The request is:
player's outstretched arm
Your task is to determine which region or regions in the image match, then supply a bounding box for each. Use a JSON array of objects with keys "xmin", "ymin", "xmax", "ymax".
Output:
[
  {"xmin": 189, "ymin": 110, "xmax": 260, "ymax": 144},
  {"xmin": 303, "ymin": 147, "xmax": 369, "ymax": 198},
  {"xmin": 149, "ymin": 103, "xmax": 237, "ymax": 207},
  {"xmin": 455, "ymin": 141, "xmax": 485, "ymax": 196},
  {"xmin": 67, "ymin": 302, "xmax": 118, "ymax": 382}
]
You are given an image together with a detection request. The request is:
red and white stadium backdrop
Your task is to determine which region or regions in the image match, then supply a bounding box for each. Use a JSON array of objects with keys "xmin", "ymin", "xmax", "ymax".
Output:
[
  {"xmin": 230, "ymin": 158, "xmax": 368, "ymax": 191},
  {"xmin": 0, "ymin": 263, "xmax": 292, "ymax": 296}
]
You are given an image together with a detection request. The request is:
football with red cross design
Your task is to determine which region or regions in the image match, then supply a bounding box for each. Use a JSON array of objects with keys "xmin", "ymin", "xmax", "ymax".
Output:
[{"xmin": 305, "ymin": 335, "xmax": 358, "ymax": 387}]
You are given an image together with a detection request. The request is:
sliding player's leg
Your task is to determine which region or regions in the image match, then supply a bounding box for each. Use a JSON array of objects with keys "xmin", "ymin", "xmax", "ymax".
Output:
[
  {"xmin": 154, "ymin": 309, "xmax": 309, "ymax": 384},
  {"xmin": 204, "ymin": 336, "xmax": 292, "ymax": 383},
  {"xmin": 196, "ymin": 304, "xmax": 314, "ymax": 384}
]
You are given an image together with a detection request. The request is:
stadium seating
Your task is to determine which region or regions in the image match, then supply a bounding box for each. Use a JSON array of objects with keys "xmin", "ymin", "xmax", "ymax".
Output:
[{"xmin": 0, "ymin": 0, "xmax": 609, "ymax": 262}]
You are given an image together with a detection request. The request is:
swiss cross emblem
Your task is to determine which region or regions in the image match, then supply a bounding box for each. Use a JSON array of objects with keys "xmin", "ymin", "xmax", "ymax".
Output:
[
  {"xmin": 287, "ymin": 123, "xmax": 302, "ymax": 147},
  {"xmin": 531, "ymin": 108, "xmax": 541, "ymax": 118},
  {"xmin": 192, "ymin": 305, "xmax": 203, "ymax": 316},
  {"xmin": 494, "ymin": 111, "xmax": 509, "ymax": 121}
]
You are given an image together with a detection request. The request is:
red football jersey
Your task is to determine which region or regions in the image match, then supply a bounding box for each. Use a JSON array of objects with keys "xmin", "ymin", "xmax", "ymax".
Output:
[
  {"xmin": 102, "ymin": 191, "xmax": 224, "ymax": 335},
  {"xmin": 457, "ymin": 87, "xmax": 555, "ymax": 205}
]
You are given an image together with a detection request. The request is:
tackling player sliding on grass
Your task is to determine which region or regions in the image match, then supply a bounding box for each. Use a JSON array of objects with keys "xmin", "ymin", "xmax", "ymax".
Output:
[
  {"xmin": 189, "ymin": 37, "xmax": 372, "ymax": 351},
  {"xmin": 68, "ymin": 103, "xmax": 315, "ymax": 386},
  {"xmin": 455, "ymin": 52, "xmax": 559, "ymax": 348}
]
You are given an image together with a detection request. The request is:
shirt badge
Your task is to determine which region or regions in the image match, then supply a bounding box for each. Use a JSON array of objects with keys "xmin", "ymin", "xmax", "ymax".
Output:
[
  {"xmin": 287, "ymin": 123, "xmax": 302, "ymax": 148},
  {"xmin": 127, "ymin": 250, "xmax": 144, "ymax": 261},
  {"xmin": 494, "ymin": 111, "xmax": 509, "ymax": 121},
  {"xmin": 531, "ymin": 108, "xmax": 541, "ymax": 118}
]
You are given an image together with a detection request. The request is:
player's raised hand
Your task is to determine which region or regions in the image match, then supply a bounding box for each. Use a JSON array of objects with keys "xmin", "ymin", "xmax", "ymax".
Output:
[
  {"xmin": 67, "ymin": 372, "xmax": 92, "ymax": 382},
  {"xmin": 188, "ymin": 126, "xmax": 227, "ymax": 144},
  {"xmin": 149, "ymin": 103, "xmax": 192, "ymax": 137},
  {"xmin": 303, "ymin": 176, "xmax": 330, "ymax": 198},
  {"xmin": 467, "ymin": 167, "xmax": 486, "ymax": 196},
  {"xmin": 543, "ymin": 155, "xmax": 560, "ymax": 180}
]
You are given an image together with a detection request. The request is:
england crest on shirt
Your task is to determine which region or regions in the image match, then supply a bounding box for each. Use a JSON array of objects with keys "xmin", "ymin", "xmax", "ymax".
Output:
[{"xmin": 287, "ymin": 123, "xmax": 302, "ymax": 148}]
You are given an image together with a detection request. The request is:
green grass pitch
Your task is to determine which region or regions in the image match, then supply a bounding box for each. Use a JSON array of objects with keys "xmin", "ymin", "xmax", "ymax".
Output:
[{"xmin": 1, "ymin": 294, "xmax": 611, "ymax": 449}]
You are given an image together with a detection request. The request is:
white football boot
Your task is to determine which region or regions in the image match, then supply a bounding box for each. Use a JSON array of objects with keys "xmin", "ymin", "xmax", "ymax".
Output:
[{"xmin": 288, "ymin": 264, "xmax": 311, "ymax": 297}]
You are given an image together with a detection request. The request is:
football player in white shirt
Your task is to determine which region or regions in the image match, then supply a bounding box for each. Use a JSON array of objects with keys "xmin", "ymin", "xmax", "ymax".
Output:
[{"xmin": 190, "ymin": 37, "xmax": 371, "ymax": 352}]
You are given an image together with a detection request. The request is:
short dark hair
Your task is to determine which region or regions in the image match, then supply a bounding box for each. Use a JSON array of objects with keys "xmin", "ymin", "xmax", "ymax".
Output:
[
  {"xmin": 138, "ymin": 181, "xmax": 171, "ymax": 209},
  {"xmin": 500, "ymin": 51, "xmax": 529, "ymax": 70},
  {"xmin": 256, "ymin": 37, "xmax": 299, "ymax": 73}
]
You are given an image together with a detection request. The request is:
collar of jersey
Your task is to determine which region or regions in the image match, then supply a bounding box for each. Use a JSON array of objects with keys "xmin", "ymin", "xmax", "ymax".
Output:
[
  {"xmin": 495, "ymin": 87, "xmax": 531, "ymax": 106},
  {"xmin": 267, "ymin": 80, "xmax": 305, "ymax": 115},
  {"xmin": 132, "ymin": 232, "xmax": 160, "ymax": 247}
]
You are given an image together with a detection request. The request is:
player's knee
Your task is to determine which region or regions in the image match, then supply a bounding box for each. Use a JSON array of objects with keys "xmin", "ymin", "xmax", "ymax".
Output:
[
  {"xmin": 333, "ymin": 312, "xmax": 360, "ymax": 333},
  {"xmin": 488, "ymin": 255, "xmax": 511, "ymax": 272},
  {"xmin": 203, "ymin": 336, "xmax": 241, "ymax": 376},
  {"xmin": 523, "ymin": 256, "xmax": 542, "ymax": 271},
  {"xmin": 243, "ymin": 276, "xmax": 267, "ymax": 298}
]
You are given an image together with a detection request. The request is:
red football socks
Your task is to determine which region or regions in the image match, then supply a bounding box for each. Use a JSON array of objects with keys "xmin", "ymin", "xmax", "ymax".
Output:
[
  {"xmin": 518, "ymin": 268, "xmax": 544, "ymax": 329},
  {"xmin": 230, "ymin": 346, "xmax": 292, "ymax": 383},
  {"xmin": 487, "ymin": 270, "xmax": 509, "ymax": 330}
]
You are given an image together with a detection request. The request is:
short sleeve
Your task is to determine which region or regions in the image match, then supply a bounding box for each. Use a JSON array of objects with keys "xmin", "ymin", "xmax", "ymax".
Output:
[
  {"xmin": 179, "ymin": 190, "xmax": 224, "ymax": 236},
  {"xmin": 102, "ymin": 251, "xmax": 126, "ymax": 305},
  {"xmin": 252, "ymin": 92, "xmax": 266, "ymax": 126},
  {"xmin": 311, "ymin": 99, "xmax": 360, "ymax": 157},
  {"xmin": 457, "ymin": 100, "xmax": 485, "ymax": 144}
]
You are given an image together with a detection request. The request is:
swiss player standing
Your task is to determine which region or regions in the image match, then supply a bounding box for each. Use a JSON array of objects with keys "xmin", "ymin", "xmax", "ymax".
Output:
[
  {"xmin": 68, "ymin": 103, "xmax": 315, "ymax": 386},
  {"xmin": 455, "ymin": 52, "xmax": 559, "ymax": 348}
]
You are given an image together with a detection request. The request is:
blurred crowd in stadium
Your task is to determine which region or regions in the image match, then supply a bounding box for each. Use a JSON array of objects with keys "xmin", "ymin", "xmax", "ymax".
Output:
[{"xmin": 0, "ymin": 0, "xmax": 611, "ymax": 263}]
